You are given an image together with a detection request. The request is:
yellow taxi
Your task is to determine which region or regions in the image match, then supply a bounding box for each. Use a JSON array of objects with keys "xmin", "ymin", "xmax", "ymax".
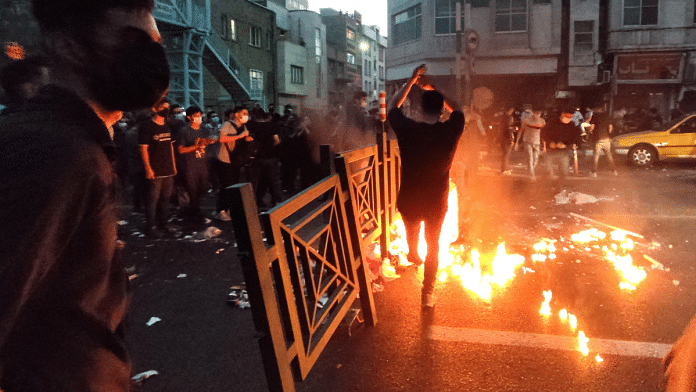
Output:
[{"xmin": 612, "ymin": 113, "xmax": 696, "ymax": 166}]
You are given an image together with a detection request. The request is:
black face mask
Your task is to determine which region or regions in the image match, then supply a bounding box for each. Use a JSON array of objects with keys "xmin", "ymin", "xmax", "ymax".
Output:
[
  {"xmin": 82, "ymin": 27, "xmax": 170, "ymax": 112},
  {"xmin": 156, "ymin": 108, "xmax": 170, "ymax": 118}
]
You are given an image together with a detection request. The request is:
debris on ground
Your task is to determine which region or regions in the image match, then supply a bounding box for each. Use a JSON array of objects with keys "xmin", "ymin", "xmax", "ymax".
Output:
[
  {"xmin": 132, "ymin": 370, "xmax": 159, "ymax": 384},
  {"xmin": 228, "ymin": 285, "xmax": 250, "ymax": 309},
  {"xmin": 555, "ymin": 190, "xmax": 598, "ymax": 205},
  {"xmin": 146, "ymin": 317, "xmax": 161, "ymax": 326},
  {"xmin": 177, "ymin": 274, "xmax": 187, "ymax": 278}
]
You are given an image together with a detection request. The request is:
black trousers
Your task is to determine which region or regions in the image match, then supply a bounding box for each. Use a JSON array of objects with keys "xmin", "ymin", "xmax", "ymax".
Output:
[
  {"xmin": 145, "ymin": 175, "xmax": 174, "ymax": 228},
  {"xmin": 212, "ymin": 159, "xmax": 241, "ymax": 212}
]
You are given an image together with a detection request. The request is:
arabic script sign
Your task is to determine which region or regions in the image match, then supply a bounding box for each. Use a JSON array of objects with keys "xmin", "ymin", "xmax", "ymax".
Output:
[{"xmin": 615, "ymin": 53, "xmax": 683, "ymax": 83}]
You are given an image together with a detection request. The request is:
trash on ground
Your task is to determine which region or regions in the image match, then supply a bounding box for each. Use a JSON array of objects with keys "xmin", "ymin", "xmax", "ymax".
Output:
[
  {"xmin": 129, "ymin": 274, "xmax": 139, "ymax": 281},
  {"xmin": 132, "ymin": 370, "xmax": 159, "ymax": 384},
  {"xmin": 228, "ymin": 285, "xmax": 250, "ymax": 309},
  {"xmin": 177, "ymin": 274, "xmax": 187, "ymax": 278},
  {"xmin": 555, "ymin": 190, "xmax": 598, "ymax": 205},
  {"xmin": 146, "ymin": 317, "xmax": 161, "ymax": 326},
  {"xmin": 118, "ymin": 220, "xmax": 128, "ymax": 226},
  {"xmin": 673, "ymin": 280, "xmax": 680, "ymax": 286},
  {"xmin": 216, "ymin": 248, "xmax": 225, "ymax": 254}
]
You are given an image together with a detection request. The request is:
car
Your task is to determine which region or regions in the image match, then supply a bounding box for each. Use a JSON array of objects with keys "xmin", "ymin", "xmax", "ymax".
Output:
[{"xmin": 611, "ymin": 113, "xmax": 696, "ymax": 167}]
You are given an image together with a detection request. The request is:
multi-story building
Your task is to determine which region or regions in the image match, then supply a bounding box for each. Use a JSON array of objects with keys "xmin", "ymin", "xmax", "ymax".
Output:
[
  {"xmin": 268, "ymin": 3, "xmax": 328, "ymax": 113},
  {"xmin": 204, "ymin": 0, "xmax": 277, "ymax": 113},
  {"xmin": 387, "ymin": 0, "xmax": 696, "ymax": 116},
  {"xmin": 360, "ymin": 25, "xmax": 388, "ymax": 102},
  {"xmin": 387, "ymin": 0, "xmax": 564, "ymax": 109},
  {"xmin": 321, "ymin": 9, "xmax": 363, "ymax": 107}
]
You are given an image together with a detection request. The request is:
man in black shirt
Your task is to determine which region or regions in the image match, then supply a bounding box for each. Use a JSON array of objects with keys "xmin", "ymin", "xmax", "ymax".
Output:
[
  {"xmin": 589, "ymin": 106, "xmax": 617, "ymax": 177},
  {"xmin": 0, "ymin": 0, "xmax": 169, "ymax": 390},
  {"xmin": 542, "ymin": 109, "xmax": 581, "ymax": 181},
  {"xmin": 248, "ymin": 110, "xmax": 283, "ymax": 209},
  {"xmin": 388, "ymin": 65, "xmax": 464, "ymax": 308},
  {"xmin": 139, "ymin": 99, "xmax": 178, "ymax": 237}
]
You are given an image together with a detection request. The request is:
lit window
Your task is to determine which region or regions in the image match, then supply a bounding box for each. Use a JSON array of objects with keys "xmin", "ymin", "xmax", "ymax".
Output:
[
  {"xmin": 347, "ymin": 52, "xmax": 355, "ymax": 65},
  {"xmin": 347, "ymin": 28, "xmax": 355, "ymax": 40},
  {"xmin": 250, "ymin": 69, "xmax": 263, "ymax": 100}
]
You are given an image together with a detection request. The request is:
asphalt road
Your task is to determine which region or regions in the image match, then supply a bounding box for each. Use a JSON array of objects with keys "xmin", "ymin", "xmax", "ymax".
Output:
[{"xmin": 121, "ymin": 153, "xmax": 696, "ymax": 392}]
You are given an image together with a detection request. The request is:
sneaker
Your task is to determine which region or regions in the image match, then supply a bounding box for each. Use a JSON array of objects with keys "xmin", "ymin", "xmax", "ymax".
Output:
[
  {"xmin": 422, "ymin": 293, "xmax": 435, "ymax": 308},
  {"xmin": 216, "ymin": 210, "xmax": 231, "ymax": 221},
  {"xmin": 590, "ymin": 172, "xmax": 597, "ymax": 178}
]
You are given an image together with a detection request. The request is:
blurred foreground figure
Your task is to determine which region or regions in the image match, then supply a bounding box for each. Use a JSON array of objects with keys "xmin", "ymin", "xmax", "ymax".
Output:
[
  {"xmin": 0, "ymin": 0, "xmax": 169, "ymax": 390},
  {"xmin": 388, "ymin": 64, "xmax": 464, "ymax": 309},
  {"xmin": 665, "ymin": 315, "xmax": 696, "ymax": 392},
  {"xmin": 0, "ymin": 54, "xmax": 50, "ymax": 115}
]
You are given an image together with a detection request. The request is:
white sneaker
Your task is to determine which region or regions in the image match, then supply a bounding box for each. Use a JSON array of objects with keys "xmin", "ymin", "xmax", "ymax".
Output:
[{"xmin": 216, "ymin": 210, "xmax": 231, "ymax": 221}]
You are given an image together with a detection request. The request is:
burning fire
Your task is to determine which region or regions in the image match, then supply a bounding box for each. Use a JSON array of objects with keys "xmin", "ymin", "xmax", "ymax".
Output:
[{"xmin": 382, "ymin": 182, "xmax": 659, "ymax": 362}]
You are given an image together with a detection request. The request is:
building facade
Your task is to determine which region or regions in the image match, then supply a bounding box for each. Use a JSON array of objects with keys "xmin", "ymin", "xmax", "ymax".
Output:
[
  {"xmin": 321, "ymin": 9, "xmax": 364, "ymax": 107},
  {"xmin": 269, "ymin": 6, "xmax": 328, "ymax": 113},
  {"xmin": 360, "ymin": 25, "xmax": 388, "ymax": 103}
]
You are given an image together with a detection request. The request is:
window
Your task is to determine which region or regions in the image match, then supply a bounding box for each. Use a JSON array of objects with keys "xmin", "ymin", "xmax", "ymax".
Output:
[
  {"xmin": 347, "ymin": 28, "xmax": 355, "ymax": 40},
  {"xmin": 249, "ymin": 69, "xmax": 263, "ymax": 100},
  {"xmin": 221, "ymin": 15, "xmax": 236, "ymax": 40},
  {"xmin": 574, "ymin": 21, "xmax": 593, "ymax": 52},
  {"xmin": 291, "ymin": 65, "xmax": 304, "ymax": 84},
  {"xmin": 624, "ymin": 0, "xmax": 658, "ymax": 26},
  {"xmin": 435, "ymin": 0, "xmax": 465, "ymax": 35},
  {"xmin": 495, "ymin": 0, "xmax": 527, "ymax": 32},
  {"xmin": 365, "ymin": 81, "xmax": 369, "ymax": 92},
  {"xmin": 315, "ymin": 28, "xmax": 322, "ymax": 57},
  {"xmin": 347, "ymin": 52, "xmax": 356, "ymax": 65},
  {"xmin": 249, "ymin": 26, "xmax": 262, "ymax": 47},
  {"xmin": 392, "ymin": 4, "xmax": 422, "ymax": 45}
]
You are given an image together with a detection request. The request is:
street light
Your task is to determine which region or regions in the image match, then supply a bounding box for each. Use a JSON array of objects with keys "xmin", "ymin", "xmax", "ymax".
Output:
[{"xmin": 359, "ymin": 41, "xmax": 369, "ymax": 52}]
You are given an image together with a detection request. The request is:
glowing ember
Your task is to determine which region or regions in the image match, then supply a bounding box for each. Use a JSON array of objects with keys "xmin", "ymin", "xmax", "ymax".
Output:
[
  {"xmin": 559, "ymin": 309, "xmax": 568, "ymax": 321},
  {"xmin": 569, "ymin": 314, "xmax": 578, "ymax": 330},
  {"xmin": 540, "ymin": 290, "xmax": 552, "ymax": 316},
  {"xmin": 578, "ymin": 331, "xmax": 589, "ymax": 355},
  {"xmin": 595, "ymin": 354, "xmax": 603, "ymax": 363},
  {"xmin": 381, "ymin": 258, "xmax": 400, "ymax": 281}
]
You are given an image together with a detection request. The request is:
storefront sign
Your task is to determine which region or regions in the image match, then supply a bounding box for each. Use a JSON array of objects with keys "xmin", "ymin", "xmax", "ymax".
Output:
[{"xmin": 615, "ymin": 53, "xmax": 683, "ymax": 83}]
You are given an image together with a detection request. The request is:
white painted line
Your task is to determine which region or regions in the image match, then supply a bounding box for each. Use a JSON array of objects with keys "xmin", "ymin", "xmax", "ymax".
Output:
[{"xmin": 429, "ymin": 326, "xmax": 673, "ymax": 359}]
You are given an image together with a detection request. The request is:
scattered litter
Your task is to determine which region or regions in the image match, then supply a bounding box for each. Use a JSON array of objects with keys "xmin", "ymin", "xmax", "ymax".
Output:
[
  {"xmin": 146, "ymin": 317, "xmax": 161, "ymax": 326},
  {"xmin": 317, "ymin": 293, "xmax": 330, "ymax": 309},
  {"xmin": 204, "ymin": 218, "xmax": 212, "ymax": 224},
  {"xmin": 643, "ymin": 255, "xmax": 665, "ymax": 270},
  {"xmin": 145, "ymin": 244, "xmax": 154, "ymax": 248},
  {"xmin": 522, "ymin": 267, "xmax": 535, "ymax": 274},
  {"xmin": 118, "ymin": 220, "xmax": 128, "ymax": 226},
  {"xmin": 125, "ymin": 266, "xmax": 136, "ymax": 274},
  {"xmin": 372, "ymin": 283, "xmax": 384, "ymax": 293},
  {"xmin": 132, "ymin": 370, "xmax": 159, "ymax": 384},
  {"xmin": 529, "ymin": 206, "xmax": 536, "ymax": 210},
  {"xmin": 555, "ymin": 190, "xmax": 598, "ymax": 205},
  {"xmin": 337, "ymin": 364, "xmax": 343, "ymax": 369},
  {"xmin": 177, "ymin": 274, "xmax": 187, "ymax": 278},
  {"xmin": 129, "ymin": 274, "xmax": 139, "ymax": 281},
  {"xmin": 216, "ymin": 248, "xmax": 225, "ymax": 254},
  {"xmin": 228, "ymin": 285, "xmax": 250, "ymax": 308},
  {"xmin": 190, "ymin": 226, "xmax": 222, "ymax": 242},
  {"xmin": 673, "ymin": 280, "xmax": 680, "ymax": 286}
]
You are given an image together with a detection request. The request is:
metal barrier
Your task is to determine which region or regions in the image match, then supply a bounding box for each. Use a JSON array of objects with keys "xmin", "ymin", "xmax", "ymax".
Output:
[{"xmin": 228, "ymin": 132, "xmax": 400, "ymax": 392}]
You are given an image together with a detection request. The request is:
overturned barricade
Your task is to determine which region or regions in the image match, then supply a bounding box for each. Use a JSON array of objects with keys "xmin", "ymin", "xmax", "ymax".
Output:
[{"xmin": 227, "ymin": 133, "xmax": 400, "ymax": 392}]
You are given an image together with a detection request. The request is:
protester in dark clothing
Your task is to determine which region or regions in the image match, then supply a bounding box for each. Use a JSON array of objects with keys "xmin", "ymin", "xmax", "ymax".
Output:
[
  {"xmin": 139, "ymin": 99, "xmax": 177, "ymax": 237},
  {"xmin": 176, "ymin": 106, "xmax": 214, "ymax": 225},
  {"xmin": 589, "ymin": 106, "xmax": 617, "ymax": 177},
  {"xmin": 388, "ymin": 64, "xmax": 464, "ymax": 308},
  {"xmin": 498, "ymin": 107, "xmax": 516, "ymax": 174},
  {"xmin": 0, "ymin": 54, "xmax": 50, "ymax": 115},
  {"xmin": 126, "ymin": 116, "xmax": 149, "ymax": 212},
  {"xmin": 542, "ymin": 109, "xmax": 581, "ymax": 181},
  {"xmin": 0, "ymin": 0, "xmax": 169, "ymax": 390},
  {"xmin": 248, "ymin": 110, "xmax": 283, "ymax": 209},
  {"xmin": 278, "ymin": 106, "xmax": 304, "ymax": 194}
]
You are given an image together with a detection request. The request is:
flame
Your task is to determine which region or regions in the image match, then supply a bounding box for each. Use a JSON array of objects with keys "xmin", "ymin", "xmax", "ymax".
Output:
[
  {"xmin": 569, "ymin": 313, "xmax": 578, "ymax": 330},
  {"xmin": 559, "ymin": 308, "xmax": 568, "ymax": 321},
  {"xmin": 595, "ymin": 354, "xmax": 603, "ymax": 363},
  {"xmin": 540, "ymin": 290, "xmax": 552, "ymax": 316},
  {"xmin": 578, "ymin": 331, "xmax": 590, "ymax": 355}
]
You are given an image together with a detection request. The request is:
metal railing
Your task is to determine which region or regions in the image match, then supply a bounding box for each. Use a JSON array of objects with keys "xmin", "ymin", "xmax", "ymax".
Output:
[
  {"xmin": 227, "ymin": 132, "xmax": 401, "ymax": 392},
  {"xmin": 154, "ymin": 0, "xmax": 211, "ymax": 32},
  {"xmin": 205, "ymin": 30, "xmax": 252, "ymax": 94}
]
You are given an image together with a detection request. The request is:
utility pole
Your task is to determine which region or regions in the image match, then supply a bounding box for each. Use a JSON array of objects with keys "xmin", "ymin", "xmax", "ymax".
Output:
[{"xmin": 558, "ymin": 0, "xmax": 571, "ymax": 91}]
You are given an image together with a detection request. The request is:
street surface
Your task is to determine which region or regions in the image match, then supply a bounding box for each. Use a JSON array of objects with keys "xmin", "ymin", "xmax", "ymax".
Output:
[{"xmin": 122, "ymin": 152, "xmax": 696, "ymax": 391}]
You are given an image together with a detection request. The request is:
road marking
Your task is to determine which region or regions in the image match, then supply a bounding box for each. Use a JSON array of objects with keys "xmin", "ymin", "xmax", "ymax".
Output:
[{"xmin": 428, "ymin": 326, "xmax": 672, "ymax": 359}]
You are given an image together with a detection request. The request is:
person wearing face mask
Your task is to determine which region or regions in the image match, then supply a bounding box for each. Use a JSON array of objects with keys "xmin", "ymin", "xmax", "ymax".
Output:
[
  {"xmin": 0, "ymin": 0, "xmax": 169, "ymax": 390},
  {"xmin": 138, "ymin": 98, "xmax": 178, "ymax": 237},
  {"xmin": 541, "ymin": 108, "xmax": 582, "ymax": 182},
  {"xmin": 212, "ymin": 106, "xmax": 253, "ymax": 221},
  {"xmin": 176, "ymin": 106, "xmax": 215, "ymax": 226}
]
